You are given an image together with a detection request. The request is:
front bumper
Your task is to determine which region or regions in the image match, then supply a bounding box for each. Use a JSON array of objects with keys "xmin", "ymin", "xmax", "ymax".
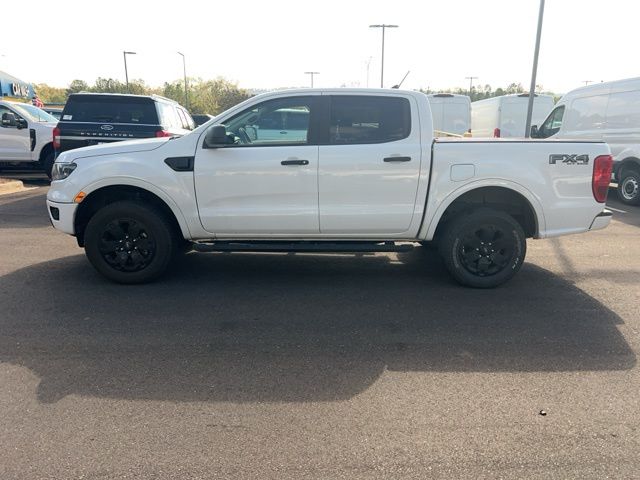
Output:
[
  {"xmin": 46, "ymin": 200, "xmax": 78, "ymax": 235},
  {"xmin": 589, "ymin": 209, "xmax": 612, "ymax": 231}
]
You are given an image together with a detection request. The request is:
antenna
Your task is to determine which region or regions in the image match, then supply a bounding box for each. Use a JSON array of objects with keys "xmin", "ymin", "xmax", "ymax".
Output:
[{"xmin": 392, "ymin": 71, "xmax": 410, "ymax": 89}]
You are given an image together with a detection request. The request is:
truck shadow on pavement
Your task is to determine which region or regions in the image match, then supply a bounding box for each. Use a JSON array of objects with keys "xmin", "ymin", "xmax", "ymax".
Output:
[{"xmin": 0, "ymin": 248, "xmax": 635, "ymax": 404}]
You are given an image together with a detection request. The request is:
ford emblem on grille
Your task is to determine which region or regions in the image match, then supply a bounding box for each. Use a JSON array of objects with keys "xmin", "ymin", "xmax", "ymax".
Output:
[{"xmin": 100, "ymin": 125, "xmax": 114, "ymax": 131}]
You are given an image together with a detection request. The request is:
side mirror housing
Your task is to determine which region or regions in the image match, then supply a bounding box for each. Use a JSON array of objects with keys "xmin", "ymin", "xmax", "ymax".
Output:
[
  {"xmin": 203, "ymin": 124, "xmax": 232, "ymax": 148},
  {"xmin": 530, "ymin": 125, "xmax": 539, "ymax": 138},
  {"xmin": 1, "ymin": 112, "xmax": 18, "ymax": 128}
]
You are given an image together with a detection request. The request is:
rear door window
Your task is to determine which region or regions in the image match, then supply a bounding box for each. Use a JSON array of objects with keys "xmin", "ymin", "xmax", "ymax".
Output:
[
  {"xmin": 329, "ymin": 96, "xmax": 411, "ymax": 144},
  {"xmin": 157, "ymin": 103, "xmax": 183, "ymax": 129},
  {"xmin": 62, "ymin": 96, "xmax": 158, "ymax": 124}
]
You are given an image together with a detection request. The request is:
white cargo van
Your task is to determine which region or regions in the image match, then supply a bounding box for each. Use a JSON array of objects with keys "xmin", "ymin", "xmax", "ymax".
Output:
[
  {"xmin": 427, "ymin": 93, "xmax": 471, "ymax": 136},
  {"xmin": 532, "ymin": 77, "xmax": 640, "ymax": 205},
  {"xmin": 471, "ymin": 93, "xmax": 555, "ymax": 138}
]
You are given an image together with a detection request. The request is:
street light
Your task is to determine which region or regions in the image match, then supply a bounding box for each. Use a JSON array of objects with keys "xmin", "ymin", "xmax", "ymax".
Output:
[
  {"xmin": 369, "ymin": 24, "xmax": 398, "ymax": 88},
  {"xmin": 177, "ymin": 52, "xmax": 188, "ymax": 108},
  {"xmin": 525, "ymin": 0, "xmax": 545, "ymax": 138},
  {"xmin": 304, "ymin": 71, "xmax": 320, "ymax": 88},
  {"xmin": 465, "ymin": 76, "xmax": 478, "ymax": 98},
  {"xmin": 123, "ymin": 51, "xmax": 136, "ymax": 92}
]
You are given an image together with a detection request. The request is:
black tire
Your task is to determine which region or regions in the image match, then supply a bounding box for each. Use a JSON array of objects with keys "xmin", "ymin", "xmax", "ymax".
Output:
[
  {"xmin": 438, "ymin": 209, "xmax": 526, "ymax": 288},
  {"xmin": 42, "ymin": 151, "xmax": 55, "ymax": 180},
  {"xmin": 617, "ymin": 170, "xmax": 640, "ymax": 206},
  {"xmin": 84, "ymin": 201, "xmax": 176, "ymax": 284}
]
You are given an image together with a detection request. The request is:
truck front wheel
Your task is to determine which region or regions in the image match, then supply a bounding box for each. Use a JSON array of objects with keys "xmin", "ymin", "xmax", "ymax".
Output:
[
  {"xmin": 84, "ymin": 201, "xmax": 176, "ymax": 284},
  {"xmin": 617, "ymin": 169, "xmax": 640, "ymax": 206},
  {"xmin": 439, "ymin": 209, "xmax": 526, "ymax": 288}
]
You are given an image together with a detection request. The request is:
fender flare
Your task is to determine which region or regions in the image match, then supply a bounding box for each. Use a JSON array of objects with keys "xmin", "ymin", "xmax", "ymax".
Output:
[
  {"xmin": 81, "ymin": 177, "xmax": 192, "ymax": 238},
  {"xmin": 421, "ymin": 178, "xmax": 547, "ymax": 240}
]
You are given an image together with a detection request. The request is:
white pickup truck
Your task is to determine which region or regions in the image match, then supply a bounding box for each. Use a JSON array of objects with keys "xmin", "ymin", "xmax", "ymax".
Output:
[
  {"xmin": 47, "ymin": 89, "xmax": 613, "ymax": 287},
  {"xmin": 0, "ymin": 100, "xmax": 57, "ymax": 177}
]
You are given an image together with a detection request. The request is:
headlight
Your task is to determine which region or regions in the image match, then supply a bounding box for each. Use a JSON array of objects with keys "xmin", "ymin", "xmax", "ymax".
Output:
[{"xmin": 51, "ymin": 162, "xmax": 77, "ymax": 181}]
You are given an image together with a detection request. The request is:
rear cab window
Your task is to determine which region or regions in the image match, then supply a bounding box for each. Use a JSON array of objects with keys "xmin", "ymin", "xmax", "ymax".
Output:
[
  {"xmin": 329, "ymin": 95, "xmax": 411, "ymax": 144},
  {"xmin": 62, "ymin": 96, "xmax": 159, "ymax": 124}
]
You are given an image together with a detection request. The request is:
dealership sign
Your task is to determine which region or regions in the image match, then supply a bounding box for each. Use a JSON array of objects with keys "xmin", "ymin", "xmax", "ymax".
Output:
[{"xmin": 11, "ymin": 82, "xmax": 30, "ymax": 97}]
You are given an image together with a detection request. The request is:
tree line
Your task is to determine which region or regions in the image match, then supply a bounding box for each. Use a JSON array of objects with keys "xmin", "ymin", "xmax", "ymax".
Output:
[
  {"xmin": 34, "ymin": 77, "xmax": 251, "ymax": 115},
  {"xmin": 33, "ymin": 78, "xmax": 561, "ymax": 114},
  {"xmin": 421, "ymin": 83, "xmax": 561, "ymax": 103}
]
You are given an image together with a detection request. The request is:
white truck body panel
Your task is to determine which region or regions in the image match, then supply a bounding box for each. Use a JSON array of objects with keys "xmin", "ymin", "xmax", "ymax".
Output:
[
  {"xmin": 47, "ymin": 88, "xmax": 610, "ymax": 246},
  {"xmin": 471, "ymin": 94, "xmax": 555, "ymax": 138}
]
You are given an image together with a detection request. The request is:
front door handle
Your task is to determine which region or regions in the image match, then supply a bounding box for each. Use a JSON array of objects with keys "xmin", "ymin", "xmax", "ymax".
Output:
[
  {"xmin": 383, "ymin": 156, "xmax": 411, "ymax": 162},
  {"xmin": 281, "ymin": 159, "xmax": 309, "ymax": 166}
]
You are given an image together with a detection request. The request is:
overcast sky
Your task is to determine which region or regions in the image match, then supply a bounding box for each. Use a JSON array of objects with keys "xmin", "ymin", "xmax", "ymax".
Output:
[{"xmin": 1, "ymin": 0, "xmax": 635, "ymax": 94}]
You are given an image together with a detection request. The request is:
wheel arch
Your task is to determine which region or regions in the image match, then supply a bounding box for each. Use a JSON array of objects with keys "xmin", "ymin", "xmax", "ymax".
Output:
[
  {"xmin": 38, "ymin": 142, "xmax": 55, "ymax": 163},
  {"xmin": 425, "ymin": 183, "xmax": 544, "ymax": 242},
  {"xmin": 616, "ymin": 157, "xmax": 640, "ymax": 178},
  {"xmin": 73, "ymin": 182, "xmax": 190, "ymax": 247}
]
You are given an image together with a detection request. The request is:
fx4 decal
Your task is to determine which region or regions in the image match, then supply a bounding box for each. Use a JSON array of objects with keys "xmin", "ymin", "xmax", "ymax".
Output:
[{"xmin": 549, "ymin": 154, "xmax": 589, "ymax": 165}]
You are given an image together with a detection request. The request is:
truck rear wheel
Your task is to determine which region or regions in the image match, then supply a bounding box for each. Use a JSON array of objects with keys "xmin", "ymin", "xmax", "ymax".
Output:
[
  {"xmin": 617, "ymin": 169, "xmax": 640, "ymax": 206},
  {"xmin": 84, "ymin": 201, "xmax": 176, "ymax": 284},
  {"xmin": 439, "ymin": 209, "xmax": 526, "ymax": 288}
]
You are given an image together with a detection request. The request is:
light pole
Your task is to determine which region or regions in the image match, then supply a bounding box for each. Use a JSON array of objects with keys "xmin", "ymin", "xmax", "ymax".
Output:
[
  {"xmin": 177, "ymin": 52, "xmax": 188, "ymax": 108},
  {"xmin": 123, "ymin": 51, "xmax": 136, "ymax": 92},
  {"xmin": 369, "ymin": 24, "xmax": 398, "ymax": 88},
  {"xmin": 365, "ymin": 56, "xmax": 373, "ymax": 88},
  {"xmin": 465, "ymin": 76, "xmax": 478, "ymax": 98},
  {"xmin": 304, "ymin": 71, "xmax": 319, "ymax": 88},
  {"xmin": 525, "ymin": 0, "xmax": 545, "ymax": 138}
]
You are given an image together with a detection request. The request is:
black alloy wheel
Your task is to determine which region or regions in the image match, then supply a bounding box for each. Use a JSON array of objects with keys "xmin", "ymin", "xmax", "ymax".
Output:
[
  {"xmin": 84, "ymin": 201, "xmax": 176, "ymax": 284},
  {"xmin": 457, "ymin": 224, "xmax": 515, "ymax": 277},
  {"xmin": 439, "ymin": 208, "xmax": 526, "ymax": 288},
  {"xmin": 98, "ymin": 218, "xmax": 156, "ymax": 272}
]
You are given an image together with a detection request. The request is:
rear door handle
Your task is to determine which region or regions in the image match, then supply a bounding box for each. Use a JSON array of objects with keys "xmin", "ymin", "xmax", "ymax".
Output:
[
  {"xmin": 383, "ymin": 156, "xmax": 411, "ymax": 162},
  {"xmin": 281, "ymin": 159, "xmax": 309, "ymax": 166}
]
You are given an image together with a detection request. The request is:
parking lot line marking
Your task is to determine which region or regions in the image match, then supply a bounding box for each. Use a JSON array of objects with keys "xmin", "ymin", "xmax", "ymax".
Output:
[{"xmin": 608, "ymin": 206, "xmax": 627, "ymax": 214}]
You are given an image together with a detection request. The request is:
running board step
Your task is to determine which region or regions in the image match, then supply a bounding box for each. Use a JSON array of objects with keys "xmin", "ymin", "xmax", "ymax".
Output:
[{"xmin": 192, "ymin": 241, "xmax": 416, "ymax": 253}]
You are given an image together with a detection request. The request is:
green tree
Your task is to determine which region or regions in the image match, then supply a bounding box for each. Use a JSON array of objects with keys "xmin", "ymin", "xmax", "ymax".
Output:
[
  {"xmin": 34, "ymin": 84, "xmax": 67, "ymax": 104},
  {"xmin": 66, "ymin": 79, "xmax": 90, "ymax": 96}
]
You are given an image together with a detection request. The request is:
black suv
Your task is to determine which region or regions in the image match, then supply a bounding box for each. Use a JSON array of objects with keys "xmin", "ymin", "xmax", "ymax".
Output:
[{"xmin": 54, "ymin": 93, "xmax": 195, "ymax": 154}]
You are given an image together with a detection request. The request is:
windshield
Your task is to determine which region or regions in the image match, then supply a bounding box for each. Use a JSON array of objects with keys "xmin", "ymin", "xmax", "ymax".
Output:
[{"xmin": 12, "ymin": 103, "xmax": 58, "ymax": 123}]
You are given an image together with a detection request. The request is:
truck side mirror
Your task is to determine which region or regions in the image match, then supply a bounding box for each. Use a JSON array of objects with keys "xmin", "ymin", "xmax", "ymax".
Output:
[
  {"xmin": 1, "ymin": 112, "xmax": 18, "ymax": 128},
  {"xmin": 203, "ymin": 124, "xmax": 232, "ymax": 148},
  {"xmin": 530, "ymin": 125, "xmax": 539, "ymax": 138},
  {"xmin": 16, "ymin": 118, "xmax": 28, "ymax": 129}
]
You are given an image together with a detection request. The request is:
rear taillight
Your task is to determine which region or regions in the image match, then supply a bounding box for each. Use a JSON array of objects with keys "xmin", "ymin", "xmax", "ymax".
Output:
[
  {"xmin": 493, "ymin": 127, "xmax": 501, "ymax": 138},
  {"xmin": 155, "ymin": 129, "xmax": 172, "ymax": 138},
  {"xmin": 592, "ymin": 154, "xmax": 613, "ymax": 203},
  {"xmin": 53, "ymin": 126, "xmax": 60, "ymax": 149}
]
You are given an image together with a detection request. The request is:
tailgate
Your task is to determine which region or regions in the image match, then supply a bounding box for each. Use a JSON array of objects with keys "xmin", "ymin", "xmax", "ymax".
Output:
[{"xmin": 58, "ymin": 122, "xmax": 159, "ymax": 152}]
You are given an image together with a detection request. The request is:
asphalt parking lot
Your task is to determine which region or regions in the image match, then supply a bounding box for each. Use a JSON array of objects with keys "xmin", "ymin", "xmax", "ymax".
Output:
[{"xmin": 1, "ymin": 175, "xmax": 639, "ymax": 479}]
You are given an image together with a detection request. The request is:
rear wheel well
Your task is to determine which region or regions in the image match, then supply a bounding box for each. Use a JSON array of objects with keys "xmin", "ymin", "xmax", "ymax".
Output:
[
  {"xmin": 74, "ymin": 185, "xmax": 183, "ymax": 247},
  {"xmin": 617, "ymin": 158, "xmax": 640, "ymax": 178},
  {"xmin": 39, "ymin": 143, "xmax": 54, "ymax": 164},
  {"xmin": 433, "ymin": 187, "xmax": 538, "ymax": 241}
]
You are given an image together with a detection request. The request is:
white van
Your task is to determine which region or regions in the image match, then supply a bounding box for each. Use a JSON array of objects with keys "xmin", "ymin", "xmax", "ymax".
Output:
[
  {"xmin": 532, "ymin": 77, "xmax": 640, "ymax": 205},
  {"xmin": 471, "ymin": 93, "xmax": 555, "ymax": 138},
  {"xmin": 427, "ymin": 93, "xmax": 471, "ymax": 136}
]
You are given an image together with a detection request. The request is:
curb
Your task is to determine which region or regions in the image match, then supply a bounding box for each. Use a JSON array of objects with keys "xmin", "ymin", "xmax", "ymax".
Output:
[{"xmin": 0, "ymin": 179, "xmax": 26, "ymax": 195}]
